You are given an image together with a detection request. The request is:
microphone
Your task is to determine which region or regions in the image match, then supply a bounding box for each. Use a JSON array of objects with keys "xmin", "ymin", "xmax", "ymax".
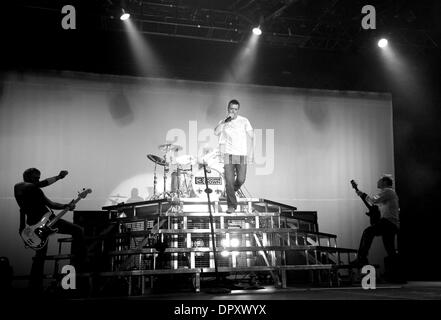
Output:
[{"xmin": 224, "ymin": 113, "xmax": 234, "ymax": 123}]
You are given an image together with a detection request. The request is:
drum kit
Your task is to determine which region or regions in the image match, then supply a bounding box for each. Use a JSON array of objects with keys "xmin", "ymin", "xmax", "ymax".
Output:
[
  {"xmin": 108, "ymin": 194, "xmax": 128, "ymax": 205},
  {"xmin": 147, "ymin": 143, "xmax": 225, "ymax": 200}
]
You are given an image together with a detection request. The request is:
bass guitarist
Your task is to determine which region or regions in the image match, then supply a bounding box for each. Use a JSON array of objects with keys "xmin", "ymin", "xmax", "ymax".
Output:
[
  {"xmin": 14, "ymin": 168, "xmax": 86, "ymax": 292},
  {"xmin": 351, "ymin": 174, "xmax": 400, "ymax": 268}
]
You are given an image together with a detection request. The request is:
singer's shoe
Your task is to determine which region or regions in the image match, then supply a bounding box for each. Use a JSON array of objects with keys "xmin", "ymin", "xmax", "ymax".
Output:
[{"xmin": 226, "ymin": 207, "xmax": 236, "ymax": 214}]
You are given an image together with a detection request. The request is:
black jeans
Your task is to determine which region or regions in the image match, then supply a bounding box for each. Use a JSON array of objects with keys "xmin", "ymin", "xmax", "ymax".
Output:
[
  {"xmin": 224, "ymin": 154, "xmax": 247, "ymax": 209},
  {"xmin": 358, "ymin": 218, "xmax": 398, "ymax": 259},
  {"xmin": 29, "ymin": 219, "xmax": 86, "ymax": 290}
]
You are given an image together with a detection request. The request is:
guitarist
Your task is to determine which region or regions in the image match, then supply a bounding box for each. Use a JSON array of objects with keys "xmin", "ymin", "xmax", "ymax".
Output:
[
  {"xmin": 14, "ymin": 168, "xmax": 86, "ymax": 292},
  {"xmin": 351, "ymin": 175, "xmax": 400, "ymax": 268}
]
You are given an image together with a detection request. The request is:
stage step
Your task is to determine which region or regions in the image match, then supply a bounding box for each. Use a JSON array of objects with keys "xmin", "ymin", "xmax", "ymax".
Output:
[{"xmin": 24, "ymin": 197, "xmax": 362, "ymax": 295}]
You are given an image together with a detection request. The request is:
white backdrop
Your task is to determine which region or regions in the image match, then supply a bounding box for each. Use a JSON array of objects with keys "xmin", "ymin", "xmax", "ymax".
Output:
[{"xmin": 0, "ymin": 71, "xmax": 394, "ymax": 276}]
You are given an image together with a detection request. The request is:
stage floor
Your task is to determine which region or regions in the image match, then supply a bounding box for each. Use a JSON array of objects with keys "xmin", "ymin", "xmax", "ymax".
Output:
[
  {"xmin": 6, "ymin": 282, "xmax": 441, "ymax": 318},
  {"xmin": 119, "ymin": 282, "xmax": 441, "ymax": 300},
  {"xmin": 7, "ymin": 282, "xmax": 441, "ymax": 301}
]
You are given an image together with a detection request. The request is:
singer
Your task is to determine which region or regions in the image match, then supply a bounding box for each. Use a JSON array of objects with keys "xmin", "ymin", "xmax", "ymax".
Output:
[{"xmin": 214, "ymin": 99, "xmax": 254, "ymax": 213}]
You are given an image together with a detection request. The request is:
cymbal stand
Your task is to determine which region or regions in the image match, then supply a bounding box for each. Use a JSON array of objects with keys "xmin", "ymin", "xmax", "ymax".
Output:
[
  {"xmin": 163, "ymin": 163, "xmax": 167, "ymax": 196},
  {"xmin": 148, "ymin": 163, "xmax": 159, "ymax": 201},
  {"xmin": 158, "ymin": 154, "xmax": 172, "ymax": 199},
  {"xmin": 153, "ymin": 163, "xmax": 158, "ymax": 198}
]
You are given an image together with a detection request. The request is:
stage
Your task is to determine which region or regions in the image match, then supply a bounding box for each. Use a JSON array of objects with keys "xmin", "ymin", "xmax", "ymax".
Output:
[{"xmin": 1, "ymin": 1, "xmax": 441, "ymax": 303}]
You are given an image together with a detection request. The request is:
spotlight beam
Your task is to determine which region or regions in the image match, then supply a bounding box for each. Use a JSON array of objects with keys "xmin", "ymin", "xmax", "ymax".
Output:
[
  {"xmin": 222, "ymin": 31, "xmax": 261, "ymax": 83},
  {"xmin": 123, "ymin": 19, "xmax": 167, "ymax": 77}
]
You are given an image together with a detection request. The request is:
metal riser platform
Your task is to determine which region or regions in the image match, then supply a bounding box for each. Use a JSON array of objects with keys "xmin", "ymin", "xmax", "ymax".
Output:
[{"xmin": 29, "ymin": 197, "xmax": 360, "ymax": 295}]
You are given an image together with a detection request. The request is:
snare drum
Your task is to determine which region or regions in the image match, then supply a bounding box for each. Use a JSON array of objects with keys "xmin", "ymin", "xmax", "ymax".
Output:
[
  {"xmin": 192, "ymin": 168, "xmax": 225, "ymax": 201},
  {"xmin": 175, "ymin": 154, "xmax": 196, "ymax": 166}
]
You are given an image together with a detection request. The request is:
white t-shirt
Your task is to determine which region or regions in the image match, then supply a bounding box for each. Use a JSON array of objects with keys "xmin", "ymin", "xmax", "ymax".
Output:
[
  {"xmin": 217, "ymin": 115, "xmax": 253, "ymax": 156},
  {"xmin": 367, "ymin": 187, "xmax": 400, "ymax": 228}
]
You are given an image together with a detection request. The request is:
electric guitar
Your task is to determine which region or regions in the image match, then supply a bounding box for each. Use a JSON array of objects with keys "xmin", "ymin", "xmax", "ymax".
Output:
[
  {"xmin": 20, "ymin": 188, "xmax": 92, "ymax": 250},
  {"xmin": 350, "ymin": 180, "xmax": 380, "ymax": 226}
]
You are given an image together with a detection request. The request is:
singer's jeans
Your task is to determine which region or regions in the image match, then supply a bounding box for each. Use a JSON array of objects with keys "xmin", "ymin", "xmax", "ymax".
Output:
[{"xmin": 224, "ymin": 154, "xmax": 247, "ymax": 209}]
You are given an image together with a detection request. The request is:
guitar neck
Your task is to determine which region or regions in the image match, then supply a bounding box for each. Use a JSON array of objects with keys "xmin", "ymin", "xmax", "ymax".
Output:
[
  {"xmin": 47, "ymin": 196, "xmax": 82, "ymax": 227},
  {"xmin": 351, "ymin": 182, "xmax": 373, "ymax": 211},
  {"xmin": 356, "ymin": 190, "xmax": 373, "ymax": 210},
  {"xmin": 361, "ymin": 197, "xmax": 371, "ymax": 209}
]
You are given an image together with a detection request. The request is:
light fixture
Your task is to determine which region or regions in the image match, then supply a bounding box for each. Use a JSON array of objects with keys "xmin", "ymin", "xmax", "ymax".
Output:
[
  {"xmin": 221, "ymin": 250, "xmax": 230, "ymax": 257},
  {"xmin": 230, "ymin": 238, "xmax": 240, "ymax": 247},
  {"xmin": 252, "ymin": 26, "xmax": 262, "ymax": 36},
  {"xmin": 378, "ymin": 38, "xmax": 388, "ymax": 48},
  {"xmin": 120, "ymin": 8, "xmax": 130, "ymax": 21}
]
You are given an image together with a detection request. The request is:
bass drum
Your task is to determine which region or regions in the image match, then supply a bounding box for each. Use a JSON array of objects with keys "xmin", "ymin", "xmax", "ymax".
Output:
[
  {"xmin": 201, "ymin": 148, "xmax": 224, "ymax": 174},
  {"xmin": 192, "ymin": 168, "xmax": 225, "ymax": 201}
]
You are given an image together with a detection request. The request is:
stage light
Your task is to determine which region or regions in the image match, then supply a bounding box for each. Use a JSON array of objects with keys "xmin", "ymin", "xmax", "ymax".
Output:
[
  {"xmin": 230, "ymin": 238, "xmax": 240, "ymax": 247},
  {"xmin": 221, "ymin": 250, "xmax": 230, "ymax": 257},
  {"xmin": 378, "ymin": 38, "xmax": 388, "ymax": 48},
  {"xmin": 252, "ymin": 26, "xmax": 262, "ymax": 36},
  {"xmin": 120, "ymin": 9, "xmax": 130, "ymax": 20}
]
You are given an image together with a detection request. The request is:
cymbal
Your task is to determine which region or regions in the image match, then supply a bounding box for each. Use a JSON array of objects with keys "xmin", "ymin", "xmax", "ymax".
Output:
[
  {"xmin": 158, "ymin": 143, "xmax": 182, "ymax": 153},
  {"xmin": 147, "ymin": 154, "xmax": 168, "ymax": 166},
  {"xmin": 110, "ymin": 194, "xmax": 128, "ymax": 198}
]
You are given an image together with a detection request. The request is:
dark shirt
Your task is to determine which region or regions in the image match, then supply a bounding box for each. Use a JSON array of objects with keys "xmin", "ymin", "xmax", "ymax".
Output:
[{"xmin": 14, "ymin": 180, "xmax": 53, "ymax": 225}]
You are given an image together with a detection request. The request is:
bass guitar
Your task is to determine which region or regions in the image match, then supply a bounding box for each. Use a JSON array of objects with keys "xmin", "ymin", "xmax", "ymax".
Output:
[
  {"xmin": 350, "ymin": 180, "xmax": 380, "ymax": 226},
  {"xmin": 20, "ymin": 188, "xmax": 92, "ymax": 250}
]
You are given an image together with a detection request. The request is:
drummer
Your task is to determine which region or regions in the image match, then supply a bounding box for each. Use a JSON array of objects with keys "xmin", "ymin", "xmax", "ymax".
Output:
[{"xmin": 214, "ymin": 99, "xmax": 254, "ymax": 213}]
